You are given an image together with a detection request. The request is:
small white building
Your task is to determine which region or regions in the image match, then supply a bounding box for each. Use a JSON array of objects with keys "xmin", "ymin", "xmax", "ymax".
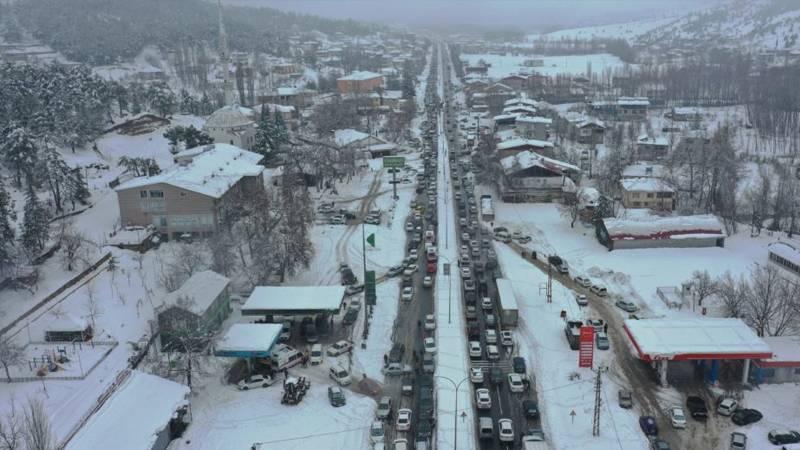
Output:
[
  {"xmin": 202, "ymin": 105, "xmax": 257, "ymax": 150},
  {"xmin": 767, "ymin": 241, "xmax": 800, "ymax": 277}
]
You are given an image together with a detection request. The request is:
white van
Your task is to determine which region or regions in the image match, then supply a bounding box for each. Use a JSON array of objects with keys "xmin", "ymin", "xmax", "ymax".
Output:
[
  {"xmin": 590, "ymin": 284, "xmax": 608, "ymax": 297},
  {"xmin": 270, "ymin": 344, "xmax": 304, "ymax": 371},
  {"xmin": 478, "ymin": 417, "xmax": 494, "ymax": 439},
  {"xmin": 329, "ymin": 364, "xmax": 352, "ymax": 386}
]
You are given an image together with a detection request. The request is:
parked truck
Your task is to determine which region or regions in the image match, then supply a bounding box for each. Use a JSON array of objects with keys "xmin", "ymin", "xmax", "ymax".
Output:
[
  {"xmin": 495, "ymin": 278, "xmax": 519, "ymax": 327},
  {"xmin": 564, "ymin": 320, "xmax": 583, "ymax": 350}
]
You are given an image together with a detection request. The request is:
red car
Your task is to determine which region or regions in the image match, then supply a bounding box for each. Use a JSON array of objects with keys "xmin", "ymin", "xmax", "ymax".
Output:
[{"xmin": 427, "ymin": 262, "xmax": 437, "ymax": 274}]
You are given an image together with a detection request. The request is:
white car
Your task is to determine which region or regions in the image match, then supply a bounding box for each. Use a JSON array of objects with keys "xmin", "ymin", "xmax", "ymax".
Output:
[
  {"xmin": 590, "ymin": 284, "xmax": 608, "ymax": 297},
  {"xmin": 396, "ymin": 408, "xmax": 412, "ymax": 432},
  {"xmin": 476, "ymin": 388, "xmax": 492, "ymax": 409},
  {"xmin": 424, "ymin": 314, "xmax": 436, "ymax": 330},
  {"xmin": 409, "ymin": 249, "xmax": 418, "ymax": 260},
  {"xmin": 498, "ymin": 419, "xmax": 514, "ymax": 442},
  {"xmin": 486, "ymin": 344, "xmax": 499, "ymax": 360},
  {"xmin": 470, "ymin": 367, "xmax": 484, "ymax": 384},
  {"xmin": 574, "ymin": 276, "xmax": 592, "ymax": 288},
  {"xmin": 369, "ymin": 421, "xmax": 385, "ymax": 444},
  {"xmin": 403, "ymin": 265, "xmax": 418, "ymax": 276},
  {"xmin": 500, "ymin": 330, "xmax": 514, "ymax": 347},
  {"xmin": 468, "ymin": 340, "xmax": 482, "ymax": 358},
  {"xmin": 575, "ymin": 294, "xmax": 588, "ymax": 307},
  {"xmin": 460, "ymin": 267, "xmax": 472, "ymax": 278},
  {"xmin": 508, "ymin": 374, "xmax": 525, "ymax": 393},
  {"xmin": 401, "ymin": 287, "xmax": 414, "ymax": 302},
  {"xmin": 670, "ymin": 406, "xmax": 687, "ymax": 429},
  {"xmin": 485, "ymin": 329, "xmax": 497, "ymax": 344},
  {"xmin": 237, "ymin": 374, "xmax": 275, "ymax": 390},
  {"xmin": 327, "ymin": 340, "xmax": 354, "ymax": 357},
  {"xmin": 423, "ymin": 275, "xmax": 433, "ymax": 287},
  {"xmin": 309, "ymin": 343, "xmax": 323, "ymax": 365},
  {"xmin": 481, "ymin": 297, "xmax": 493, "ymax": 310},
  {"xmin": 424, "ymin": 337, "xmax": 437, "ymax": 354}
]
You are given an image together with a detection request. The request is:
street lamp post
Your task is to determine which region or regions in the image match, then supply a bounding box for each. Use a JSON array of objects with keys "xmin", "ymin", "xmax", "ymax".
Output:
[{"xmin": 435, "ymin": 375, "xmax": 470, "ymax": 450}]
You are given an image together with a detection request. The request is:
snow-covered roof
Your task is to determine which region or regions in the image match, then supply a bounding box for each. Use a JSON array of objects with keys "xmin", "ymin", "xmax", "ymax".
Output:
[
  {"xmin": 578, "ymin": 187, "xmax": 600, "ymax": 207},
  {"xmin": 242, "ymin": 286, "xmax": 346, "ymax": 313},
  {"xmin": 115, "ymin": 144, "xmax": 264, "ymax": 199},
  {"xmin": 504, "ymin": 97, "xmax": 537, "ymax": 107},
  {"xmin": 495, "ymin": 279, "xmax": 518, "ymax": 311},
  {"xmin": 338, "ymin": 70, "xmax": 382, "ymax": 81},
  {"xmin": 495, "ymin": 129, "xmax": 517, "ymax": 141},
  {"xmin": 768, "ymin": 241, "xmax": 800, "ymax": 267},
  {"xmin": 500, "ymin": 150, "xmax": 580, "ymax": 175},
  {"xmin": 492, "ymin": 113, "xmax": 518, "ymax": 122},
  {"xmin": 216, "ymin": 323, "xmax": 283, "ymax": 354},
  {"xmin": 276, "ymin": 87, "xmax": 299, "ymax": 96},
  {"xmin": 516, "ymin": 116, "xmax": 552, "ymax": 125},
  {"xmin": 45, "ymin": 311, "xmax": 89, "ymax": 332},
  {"xmin": 673, "ymin": 107, "xmax": 701, "ymax": 115},
  {"xmin": 620, "ymin": 177, "xmax": 674, "ymax": 193},
  {"xmin": 603, "ymin": 214, "xmax": 726, "ymax": 240},
  {"xmin": 334, "ymin": 128, "xmax": 370, "ymax": 146},
  {"xmin": 618, "ymin": 96, "xmax": 650, "ymax": 106},
  {"xmin": 254, "ymin": 103, "xmax": 296, "ymax": 114},
  {"xmin": 205, "ymin": 105, "xmax": 254, "ymax": 129},
  {"xmin": 497, "ymin": 138, "xmax": 554, "ymax": 150},
  {"xmin": 502, "ymin": 105, "xmax": 537, "ymax": 115},
  {"xmin": 622, "ymin": 163, "xmax": 665, "ymax": 179},
  {"xmin": 577, "ymin": 118, "xmax": 605, "ymax": 129},
  {"xmin": 67, "ymin": 371, "xmax": 189, "ymax": 450},
  {"xmin": 382, "ymin": 90, "xmax": 403, "ymax": 99},
  {"xmin": 637, "ymin": 135, "xmax": 669, "ymax": 146},
  {"xmin": 758, "ymin": 336, "xmax": 800, "ymax": 364},
  {"xmin": 623, "ymin": 318, "xmax": 771, "ymax": 361},
  {"xmin": 159, "ymin": 270, "xmax": 230, "ymax": 316}
]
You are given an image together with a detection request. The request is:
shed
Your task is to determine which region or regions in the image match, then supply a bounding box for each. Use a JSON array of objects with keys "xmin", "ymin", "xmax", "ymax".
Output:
[{"xmin": 214, "ymin": 323, "xmax": 283, "ymax": 358}]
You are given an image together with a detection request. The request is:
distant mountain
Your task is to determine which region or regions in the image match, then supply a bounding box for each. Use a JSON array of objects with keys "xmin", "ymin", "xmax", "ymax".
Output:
[
  {"xmin": 535, "ymin": 0, "xmax": 800, "ymax": 52},
  {"xmin": 636, "ymin": 0, "xmax": 800, "ymax": 51}
]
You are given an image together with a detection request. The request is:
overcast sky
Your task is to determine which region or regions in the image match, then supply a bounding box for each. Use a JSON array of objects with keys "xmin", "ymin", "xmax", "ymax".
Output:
[{"xmin": 226, "ymin": 0, "xmax": 719, "ymax": 32}]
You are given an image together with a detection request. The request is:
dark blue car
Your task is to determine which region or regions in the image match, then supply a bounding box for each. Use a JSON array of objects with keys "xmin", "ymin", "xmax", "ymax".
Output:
[{"xmin": 639, "ymin": 416, "xmax": 658, "ymax": 436}]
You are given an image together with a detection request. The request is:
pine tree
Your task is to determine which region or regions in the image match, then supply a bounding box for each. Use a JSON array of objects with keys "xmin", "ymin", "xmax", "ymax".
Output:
[
  {"xmin": 38, "ymin": 147, "xmax": 72, "ymax": 212},
  {"xmin": 1, "ymin": 127, "xmax": 39, "ymax": 188},
  {"xmin": 20, "ymin": 186, "xmax": 50, "ymax": 258},
  {"xmin": 273, "ymin": 112, "xmax": 289, "ymax": 149},
  {"xmin": 252, "ymin": 104, "xmax": 274, "ymax": 156},
  {"xmin": 0, "ymin": 179, "xmax": 16, "ymax": 275},
  {"xmin": 199, "ymin": 92, "xmax": 214, "ymax": 115},
  {"xmin": 67, "ymin": 168, "xmax": 91, "ymax": 208}
]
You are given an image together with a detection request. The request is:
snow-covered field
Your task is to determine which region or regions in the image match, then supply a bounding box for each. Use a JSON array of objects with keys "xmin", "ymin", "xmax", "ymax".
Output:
[
  {"xmin": 460, "ymin": 53, "xmax": 632, "ymax": 79},
  {"xmin": 174, "ymin": 361, "xmax": 377, "ymax": 450},
  {"xmin": 480, "ymin": 193, "xmax": 774, "ymax": 318}
]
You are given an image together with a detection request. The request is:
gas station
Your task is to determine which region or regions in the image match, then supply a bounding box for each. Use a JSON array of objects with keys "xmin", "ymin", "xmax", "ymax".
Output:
[{"xmin": 622, "ymin": 318, "xmax": 772, "ymax": 386}]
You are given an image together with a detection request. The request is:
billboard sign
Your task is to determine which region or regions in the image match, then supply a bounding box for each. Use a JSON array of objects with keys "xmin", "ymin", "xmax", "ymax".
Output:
[{"xmin": 579, "ymin": 326, "xmax": 594, "ymax": 368}]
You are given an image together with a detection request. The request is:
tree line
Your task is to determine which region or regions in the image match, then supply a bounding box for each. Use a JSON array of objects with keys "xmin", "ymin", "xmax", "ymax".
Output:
[{"xmin": 15, "ymin": 0, "xmax": 381, "ymax": 65}]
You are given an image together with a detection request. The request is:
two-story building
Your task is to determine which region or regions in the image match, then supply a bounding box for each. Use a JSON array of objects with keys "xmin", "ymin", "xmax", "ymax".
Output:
[
  {"xmin": 620, "ymin": 177, "xmax": 676, "ymax": 211},
  {"xmin": 336, "ymin": 71, "xmax": 384, "ymax": 94},
  {"xmin": 499, "ymin": 150, "xmax": 580, "ymax": 203},
  {"xmin": 636, "ymin": 135, "xmax": 670, "ymax": 161},
  {"xmin": 515, "ymin": 116, "xmax": 552, "ymax": 141},
  {"xmin": 115, "ymin": 144, "xmax": 265, "ymax": 240}
]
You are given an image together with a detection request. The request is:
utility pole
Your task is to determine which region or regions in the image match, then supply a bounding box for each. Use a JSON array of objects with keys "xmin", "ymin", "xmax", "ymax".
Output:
[
  {"xmin": 592, "ymin": 365, "xmax": 606, "ymax": 436},
  {"xmin": 546, "ymin": 256, "xmax": 553, "ymax": 303},
  {"xmin": 361, "ymin": 223, "xmax": 369, "ymax": 343}
]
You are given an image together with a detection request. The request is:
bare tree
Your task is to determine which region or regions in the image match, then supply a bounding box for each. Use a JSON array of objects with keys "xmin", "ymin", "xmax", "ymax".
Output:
[
  {"xmin": 160, "ymin": 296, "xmax": 211, "ymax": 391},
  {"xmin": 690, "ymin": 270, "xmax": 717, "ymax": 307},
  {"xmin": 58, "ymin": 223, "xmax": 92, "ymax": 271},
  {"xmin": 0, "ymin": 339, "xmax": 24, "ymax": 383},
  {"xmin": 745, "ymin": 264, "xmax": 799, "ymax": 336},
  {"xmin": 83, "ymin": 281, "xmax": 103, "ymax": 333},
  {"xmin": 159, "ymin": 244, "xmax": 208, "ymax": 292},
  {"xmin": 715, "ymin": 271, "xmax": 749, "ymax": 318},
  {"xmin": 0, "ymin": 399, "xmax": 23, "ymax": 450},
  {"xmin": 207, "ymin": 231, "xmax": 237, "ymax": 277},
  {"xmin": 22, "ymin": 398, "xmax": 52, "ymax": 450}
]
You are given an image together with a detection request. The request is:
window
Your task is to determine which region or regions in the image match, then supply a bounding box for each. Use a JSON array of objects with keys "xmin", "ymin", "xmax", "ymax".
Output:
[
  {"xmin": 149, "ymin": 190, "xmax": 164, "ymax": 198},
  {"xmin": 633, "ymin": 202, "xmax": 641, "ymax": 207},
  {"xmin": 647, "ymin": 193, "xmax": 654, "ymax": 198},
  {"xmin": 794, "ymin": 368, "xmax": 800, "ymax": 375},
  {"xmin": 159, "ymin": 217, "xmax": 167, "ymax": 227},
  {"xmin": 140, "ymin": 190, "xmax": 147, "ymax": 198},
  {"xmin": 180, "ymin": 191, "xmax": 187, "ymax": 197}
]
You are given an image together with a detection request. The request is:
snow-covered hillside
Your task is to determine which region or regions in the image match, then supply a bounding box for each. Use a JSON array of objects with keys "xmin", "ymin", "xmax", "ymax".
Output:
[
  {"xmin": 528, "ymin": 17, "xmax": 675, "ymax": 42},
  {"xmin": 638, "ymin": 0, "xmax": 800, "ymax": 50}
]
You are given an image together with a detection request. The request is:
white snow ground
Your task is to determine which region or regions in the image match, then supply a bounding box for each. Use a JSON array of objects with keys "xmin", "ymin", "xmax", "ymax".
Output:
[{"xmin": 460, "ymin": 53, "xmax": 632, "ymax": 79}]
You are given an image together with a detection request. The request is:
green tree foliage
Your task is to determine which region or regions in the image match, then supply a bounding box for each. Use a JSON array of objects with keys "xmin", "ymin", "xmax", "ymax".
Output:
[{"xmin": 163, "ymin": 126, "xmax": 214, "ymax": 153}]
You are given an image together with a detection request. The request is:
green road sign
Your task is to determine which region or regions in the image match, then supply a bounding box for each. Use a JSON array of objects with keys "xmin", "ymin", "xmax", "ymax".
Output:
[
  {"xmin": 383, "ymin": 156, "xmax": 406, "ymax": 168},
  {"xmin": 365, "ymin": 270, "xmax": 377, "ymax": 305}
]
